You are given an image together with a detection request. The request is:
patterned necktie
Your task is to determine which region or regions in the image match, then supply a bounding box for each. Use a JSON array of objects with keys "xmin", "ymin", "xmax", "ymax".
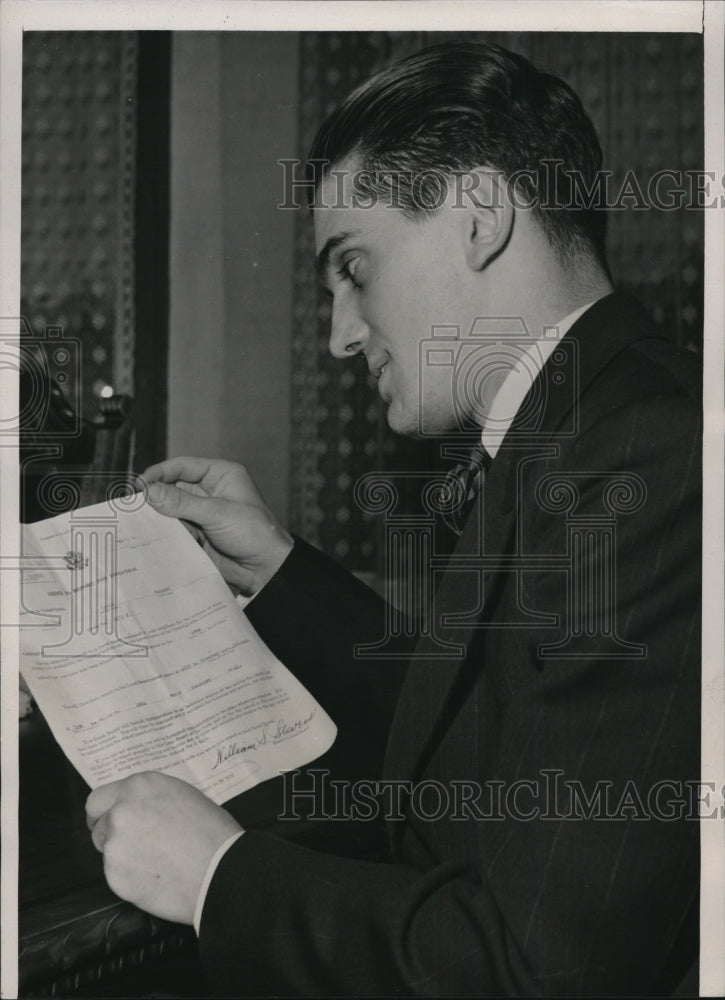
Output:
[{"xmin": 440, "ymin": 442, "xmax": 492, "ymax": 536}]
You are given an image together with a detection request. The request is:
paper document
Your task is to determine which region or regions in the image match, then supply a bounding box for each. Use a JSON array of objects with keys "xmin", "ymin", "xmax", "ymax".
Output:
[{"xmin": 20, "ymin": 497, "xmax": 336, "ymax": 804}]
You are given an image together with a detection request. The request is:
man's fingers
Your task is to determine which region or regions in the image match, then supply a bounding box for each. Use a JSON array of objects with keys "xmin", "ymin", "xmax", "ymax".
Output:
[
  {"xmin": 175, "ymin": 481, "xmax": 209, "ymax": 498},
  {"xmin": 86, "ymin": 780, "xmax": 124, "ymax": 828},
  {"xmin": 143, "ymin": 457, "xmax": 252, "ymax": 503},
  {"xmin": 146, "ymin": 481, "xmax": 217, "ymax": 523},
  {"xmin": 90, "ymin": 811, "xmax": 108, "ymax": 852},
  {"xmin": 143, "ymin": 456, "xmax": 216, "ymax": 486}
]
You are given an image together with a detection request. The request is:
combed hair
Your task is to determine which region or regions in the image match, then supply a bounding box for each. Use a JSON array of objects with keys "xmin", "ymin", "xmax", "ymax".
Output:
[{"xmin": 308, "ymin": 41, "xmax": 607, "ymax": 264}]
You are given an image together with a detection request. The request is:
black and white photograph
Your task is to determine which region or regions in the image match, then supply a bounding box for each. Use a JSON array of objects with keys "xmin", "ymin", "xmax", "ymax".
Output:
[{"xmin": 1, "ymin": 2, "xmax": 723, "ymax": 997}]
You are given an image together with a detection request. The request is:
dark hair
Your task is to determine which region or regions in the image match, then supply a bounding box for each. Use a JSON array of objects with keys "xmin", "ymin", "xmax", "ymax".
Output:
[{"xmin": 308, "ymin": 41, "xmax": 607, "ymax": 263}]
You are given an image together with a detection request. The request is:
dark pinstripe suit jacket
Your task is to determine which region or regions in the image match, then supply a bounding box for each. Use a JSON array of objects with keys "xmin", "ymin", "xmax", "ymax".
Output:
[{"xmin": 200, "ymin": 294, "xmax": 701, "ymax": 997}]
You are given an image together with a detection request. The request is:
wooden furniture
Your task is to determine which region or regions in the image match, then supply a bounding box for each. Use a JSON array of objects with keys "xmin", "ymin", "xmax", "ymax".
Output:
[{"xmin": 19, "ymin": 714, "xmax": 202, "ymax": 998}]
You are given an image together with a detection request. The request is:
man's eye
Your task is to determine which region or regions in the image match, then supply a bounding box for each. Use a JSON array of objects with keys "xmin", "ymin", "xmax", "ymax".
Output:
[{"xmin": 338, "ymin": 257, "xmax": 362, "ymax": 289}]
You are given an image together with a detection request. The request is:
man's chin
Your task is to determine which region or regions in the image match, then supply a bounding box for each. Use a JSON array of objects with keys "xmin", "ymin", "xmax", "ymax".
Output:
[
  {"xmin": 387, "ymin": 402, "xmax": 466, "ymax": 439},
  {"xmin": 385, "ymin": 402, "xmax": 420, "ymax": 438}
]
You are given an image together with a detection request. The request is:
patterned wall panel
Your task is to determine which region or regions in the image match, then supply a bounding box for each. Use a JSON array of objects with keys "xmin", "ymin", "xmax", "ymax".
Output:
[
  {"xmin": 21, "ymin": 31, "xmax": 138, "ymax": 421},
  {"xmin": 290, "ymin": 32, "xmax": 703, "ymax": 572}
]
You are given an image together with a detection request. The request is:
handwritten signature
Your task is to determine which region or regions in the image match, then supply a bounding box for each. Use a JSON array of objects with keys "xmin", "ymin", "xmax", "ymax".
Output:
[
  {"xmin": 212, "ymin": 740, "xmax": 257, "ymax": 770},
  {"xmin": 211, "ymin": 708, "xmax": 317, "ymax": 769}
]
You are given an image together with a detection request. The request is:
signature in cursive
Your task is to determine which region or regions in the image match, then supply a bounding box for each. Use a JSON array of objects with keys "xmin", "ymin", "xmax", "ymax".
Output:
[
  {"xmin": 273, "ymin": 708, "xmax": 317, "ymax": 739},
  {"xmin": 211, "ymin": 708, "xmax": 318, "ymax": 769},
  {"xmin": 212, "ymin": 739, "xmax": 257, "ymax": 770}
]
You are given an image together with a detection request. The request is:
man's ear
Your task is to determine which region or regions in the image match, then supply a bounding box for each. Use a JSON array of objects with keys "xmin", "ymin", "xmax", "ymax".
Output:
[{"xmin": 458, "ymin": 168, "xmax": 514, "ymax": 271}]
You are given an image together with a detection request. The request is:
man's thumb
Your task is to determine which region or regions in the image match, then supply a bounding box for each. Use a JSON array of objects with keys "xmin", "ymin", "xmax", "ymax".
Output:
[{"xmin": 147, "ymin": 481, "xmax": 210, "ymax": 523}]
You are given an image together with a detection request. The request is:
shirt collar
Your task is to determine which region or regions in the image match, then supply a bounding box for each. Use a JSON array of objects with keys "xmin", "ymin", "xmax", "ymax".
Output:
[{"xmin": 481, "ymin": 300, "xmax": 597, "ymax": 459}]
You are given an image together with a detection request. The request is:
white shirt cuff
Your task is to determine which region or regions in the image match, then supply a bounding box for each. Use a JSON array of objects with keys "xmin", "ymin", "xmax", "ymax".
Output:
[{"xmin": 193, "ymin": 830, "xmax": 245, "ymax": 935}]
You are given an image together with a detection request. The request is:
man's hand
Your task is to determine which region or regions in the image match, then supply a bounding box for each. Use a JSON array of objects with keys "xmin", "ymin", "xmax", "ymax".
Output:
[
  {"xmin": 86, "ymin": 772, "xmax": 243, "ymax": 925},
  {"xmin": 142, "ymin": 457, "xmax": 293, "ymax": 596}
]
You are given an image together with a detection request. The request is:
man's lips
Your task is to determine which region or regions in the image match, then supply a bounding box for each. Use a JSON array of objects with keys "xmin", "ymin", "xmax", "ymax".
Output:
[{"xmin": 376, "ymin": 362, "xmax": 392, "ymax": 402}]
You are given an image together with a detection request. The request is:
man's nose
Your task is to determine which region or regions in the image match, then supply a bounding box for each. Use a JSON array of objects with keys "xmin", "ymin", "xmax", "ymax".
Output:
[{"xmin": 328, "ymin": 298, "xmax": 369, "ymax": 359}]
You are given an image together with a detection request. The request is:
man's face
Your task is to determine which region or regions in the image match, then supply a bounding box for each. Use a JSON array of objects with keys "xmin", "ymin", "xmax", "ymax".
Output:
[{"xmin": 314, "ymin": 164, "xmax": 473, "ymax": 437}]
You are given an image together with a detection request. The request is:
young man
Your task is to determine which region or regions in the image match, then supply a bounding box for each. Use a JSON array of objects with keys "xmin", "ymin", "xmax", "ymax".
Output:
[{"xmin": 86, "ymin": 42, "xmax": 701, "ymax": 996}]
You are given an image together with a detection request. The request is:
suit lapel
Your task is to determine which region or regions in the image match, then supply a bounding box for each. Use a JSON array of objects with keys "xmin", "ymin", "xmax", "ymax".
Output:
[{"xmin": 382, "ymin": 454, "xmax": 517, "ymax": 791}]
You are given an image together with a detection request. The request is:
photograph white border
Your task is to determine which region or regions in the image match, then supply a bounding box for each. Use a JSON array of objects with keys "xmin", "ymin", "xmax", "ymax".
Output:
[{"xmin": 1, "ymin": 3, "xmax": 721, "ymax": 997}]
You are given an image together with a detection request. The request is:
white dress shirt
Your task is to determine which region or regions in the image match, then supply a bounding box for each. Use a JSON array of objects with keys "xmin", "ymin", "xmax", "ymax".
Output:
[{"xmin": 480, "ymin": 301, "xmax": 594, "ymax": 459}]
